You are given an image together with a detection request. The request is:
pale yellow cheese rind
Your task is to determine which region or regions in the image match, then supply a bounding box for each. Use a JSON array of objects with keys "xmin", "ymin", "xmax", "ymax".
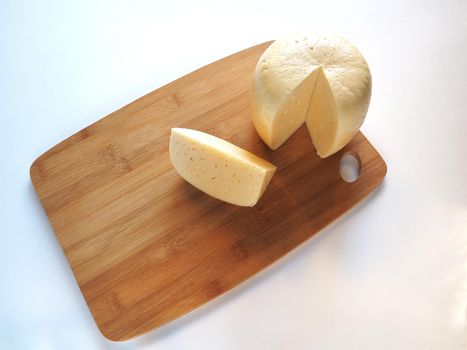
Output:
[
  {"xmin": 169, "ymin": 128, "xmax": 276, "ymax": 207},
  {"xmin": 250, "ymin": 32, "xmax": 371, "ymax": 157}
]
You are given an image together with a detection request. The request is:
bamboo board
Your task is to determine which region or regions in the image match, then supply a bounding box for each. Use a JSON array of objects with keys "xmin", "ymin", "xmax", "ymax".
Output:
[{"xmin": 30, "ymin": 42, "xmax": 387, "ymax": 341}]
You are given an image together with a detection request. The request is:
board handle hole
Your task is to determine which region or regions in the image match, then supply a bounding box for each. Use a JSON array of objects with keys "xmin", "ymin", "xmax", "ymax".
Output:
[{"xmin": 340, "ymin": 152, "xmax": 361, "ymax": 183}]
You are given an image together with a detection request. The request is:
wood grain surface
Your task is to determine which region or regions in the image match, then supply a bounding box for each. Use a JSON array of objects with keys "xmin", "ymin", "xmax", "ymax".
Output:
[{"xmin": 30, "ymin": 42, "xmax": 387, "ymax": 341}]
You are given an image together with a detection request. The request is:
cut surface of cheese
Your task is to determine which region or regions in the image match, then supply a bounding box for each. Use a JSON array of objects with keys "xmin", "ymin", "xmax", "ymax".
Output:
[
  {"xmin": 250, "ymin": 32, "xmax": 371, "ymax": 157},
  {"xmin": 169, "ymin": 128, "xmax": 276, "ymax": 207}
]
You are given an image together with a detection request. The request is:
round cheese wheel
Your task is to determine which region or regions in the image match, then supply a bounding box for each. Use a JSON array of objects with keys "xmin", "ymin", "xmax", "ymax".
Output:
[{"xmin": 250, "ymin": 32, "xmax": 371, "ymax": 157}]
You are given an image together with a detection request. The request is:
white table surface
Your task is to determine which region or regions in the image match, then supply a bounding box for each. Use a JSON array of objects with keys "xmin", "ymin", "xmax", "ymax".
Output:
[{"xmin": 1, "ymin": 0, "xmax": 466, "ymax": 349}]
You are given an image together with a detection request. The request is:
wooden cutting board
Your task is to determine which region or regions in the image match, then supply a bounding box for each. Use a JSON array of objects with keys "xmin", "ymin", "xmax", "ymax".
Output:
[{"xmin": 30, "ymin": 42, "xmax": 387, "ymax": 341}]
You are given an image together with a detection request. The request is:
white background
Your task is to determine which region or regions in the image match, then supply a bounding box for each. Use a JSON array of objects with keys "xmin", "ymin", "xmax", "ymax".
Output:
[{"xmin": 1, "ymin": 0, "xmax": 466, "ymax": 349}]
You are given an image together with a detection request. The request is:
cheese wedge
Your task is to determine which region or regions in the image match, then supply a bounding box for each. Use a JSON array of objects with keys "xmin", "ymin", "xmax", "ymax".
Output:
[
  {"xmin": 250, "ymin": 32, "xmax": 371, "ymax": 157},
  {"xmin": 169, "ymin": 128, "xmax": 276, "ymax": 207}
]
